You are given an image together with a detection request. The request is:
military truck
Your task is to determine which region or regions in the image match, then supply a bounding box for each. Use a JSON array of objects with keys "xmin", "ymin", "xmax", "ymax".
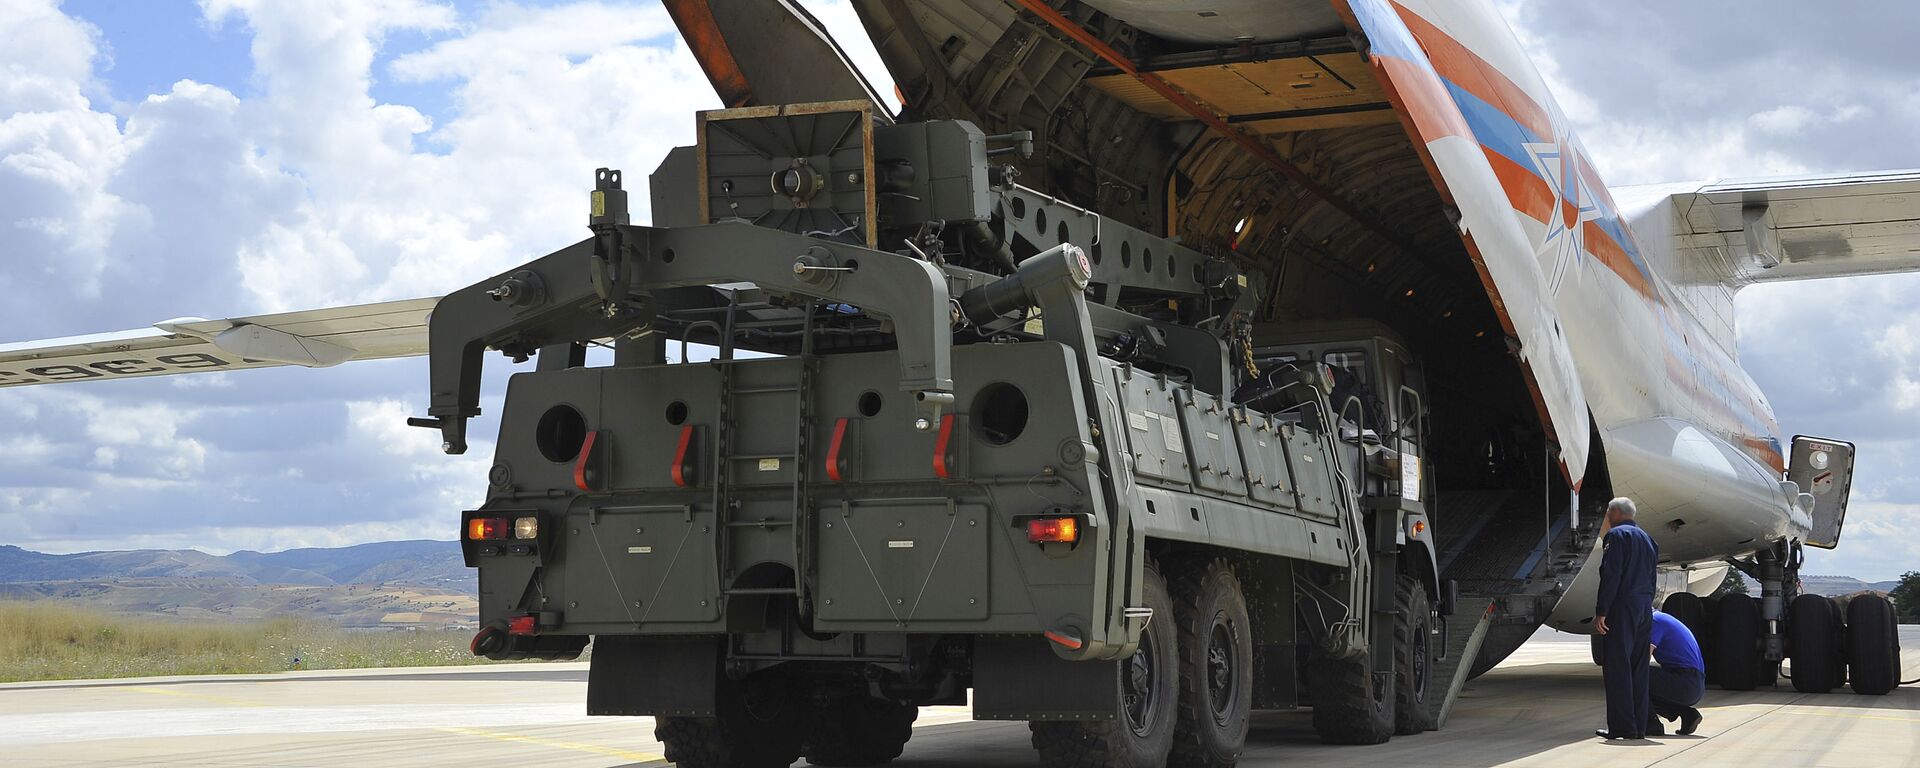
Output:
[{"xmin": 420, "ymin": 100, "xmax": 1472, "ymax": 768}]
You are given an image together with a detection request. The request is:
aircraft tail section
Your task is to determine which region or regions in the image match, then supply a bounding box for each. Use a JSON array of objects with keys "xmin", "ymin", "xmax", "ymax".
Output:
[{"xmin": 1622, "ymin": 170, "xmax": 1920, "ymax": 288}]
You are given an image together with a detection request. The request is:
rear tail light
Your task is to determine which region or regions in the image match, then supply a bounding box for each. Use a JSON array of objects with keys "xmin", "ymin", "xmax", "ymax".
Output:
[
  {"xmin": 507, "ymin": 614, "xmax": 537, "ymax": 635},
  {"xmin": 468, "ymin": 517, "xmax": 507, "ymax": 540},
  {"xmin": 513, "ymin": 516, "xmax": 540, "ymax": 540},
  {"xmin": 1027, "ymin": 516, "xmax": 1079, "ymax": 544}
]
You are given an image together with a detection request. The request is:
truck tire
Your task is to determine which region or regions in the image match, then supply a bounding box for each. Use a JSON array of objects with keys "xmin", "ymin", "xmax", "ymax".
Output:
[
  {"xmin": 1031, "ymin": 558, "xmax": 1178, "ymax": 768},
  {"xmin": 1788, "ymin": 593, "xmax": 1841, "ymax": 693},
  {"xmin": 1715, "ymin": 594, "xmax": 1761, "ymax": 691},
  {"xmin": 1392, "ymin": 575, "xmax": 1436, "ymax": 735},
  {"xmin": 1846, "ymin": 594, "xmax": 1901, "ymax": 695},
  {"xmin": 1307, "ymin": 625, "xmax": 1395, "ymax": 743},
  {"xmin": 656, "ymin": 670, "xmax": 805, "ymax": 768},
  {"xmin": 1167, "ymin": 558, "xmax": 1252, "ymax": 767},
  {"xmin": 803, "ymin": 695, "xmax": 917, "ymax": 766}
]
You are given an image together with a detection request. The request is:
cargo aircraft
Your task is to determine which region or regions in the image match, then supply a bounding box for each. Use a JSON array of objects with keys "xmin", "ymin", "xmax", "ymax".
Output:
[{"xmin": 4, "ymin": 0, "xmax": 1908, "ymax": 716}]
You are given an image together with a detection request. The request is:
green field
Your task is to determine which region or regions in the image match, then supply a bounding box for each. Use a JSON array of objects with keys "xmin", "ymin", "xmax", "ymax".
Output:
[{"xmin": 0, "ymin": 601, "xmax": 511, "ymax": 682}]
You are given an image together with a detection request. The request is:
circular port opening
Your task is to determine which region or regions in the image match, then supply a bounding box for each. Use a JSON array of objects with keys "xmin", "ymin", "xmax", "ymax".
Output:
[
  {"xmin": 535, "ymin": 405, "xmax": 587, "ymax": 463},
  {"xmin": 858, "ymin": 391, "xmax": 883, "ymax": 417},
  {"xmin": 973, "ymin": 383, "xmax": 1029, "ymax": 446},
  {"xmin": 665, "ymin": 401, "xmax": 689, "ymax": 426}
]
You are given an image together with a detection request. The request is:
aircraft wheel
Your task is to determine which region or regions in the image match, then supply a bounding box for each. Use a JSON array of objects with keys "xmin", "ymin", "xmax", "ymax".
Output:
[
  {"xmin": 657, "ymin": 668, "xmax": 805, "ymax": 768},
  {"xmin": 1167, "ymin": 558, "xmax": 1253, "ymax": 766},
  {"xmin": 1789, "ymin": 593, "xmax": 1842, "ymax": 693},
  {"xmin": 1700, "ymin": 596, "xmax": 1722, "ymax": 686},
  {"xmin": 1715, "ymin": 594, "xmax": 1762, "ymax": 690},
  {"xmin": 1030, "ymin": 558, "xmax": 1178, "ymax": 768},
  {"xmin": 1847, "ymin": 594, "xmax": 1902, "ymax": 695}
]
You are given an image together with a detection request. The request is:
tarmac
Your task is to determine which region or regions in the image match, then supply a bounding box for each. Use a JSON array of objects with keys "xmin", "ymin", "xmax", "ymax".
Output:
[{"xmin": 2, "ymin": 627, "xmax": 1914, "ymax": 767}]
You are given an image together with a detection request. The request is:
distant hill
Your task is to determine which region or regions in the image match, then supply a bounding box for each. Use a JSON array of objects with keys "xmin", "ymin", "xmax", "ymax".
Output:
[
  {"xmin": 1799, "ymin": 574, "xmax": 1901, "ymax": 597},
  {"xmin": 0, "ymin": 541, "xmax": 477, "ymax": 629},
  {"xmin": 0, "ymin": 540, "xmax": 469, "ymax": 587}
]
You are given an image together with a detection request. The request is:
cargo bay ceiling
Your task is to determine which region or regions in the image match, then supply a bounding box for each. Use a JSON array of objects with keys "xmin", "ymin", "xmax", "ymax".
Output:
[{"xmin": 847, "ymin": 1, "xmax": 1493, "ymax": 337}]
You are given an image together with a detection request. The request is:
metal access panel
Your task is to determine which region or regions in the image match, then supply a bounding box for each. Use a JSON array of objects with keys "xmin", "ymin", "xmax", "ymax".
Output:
[
  {"xmin": 1174, "ymin": 388, "xmax": 1250, "ymax": 497},
  {"xmin": 1788, "ymin": 435, "xmax": 1855, "ymax": 548},
  {"xmin": 1281, "ymin": 422, "xmax": 1342, "ymax": 522},
  {"xmin": 1235, "ymin": 413, "xmax": 1298, "ymax": 509},
  {"xmin": 814, "ymin": 498, "xmax": 992, "ymax": 624},
  {"xmin": 1114, "ymin": 367, "xmax": 1192, "ymax": 487},
  {"xmin": 560, "ymin": 503, "xmax": 722, "ymax": 624}
]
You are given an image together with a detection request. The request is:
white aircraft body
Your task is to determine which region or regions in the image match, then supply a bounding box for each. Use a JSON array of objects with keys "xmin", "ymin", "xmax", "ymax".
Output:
[{"xmin": 4, "ymin": 0, "xmax": 1911, "ymax": 680}]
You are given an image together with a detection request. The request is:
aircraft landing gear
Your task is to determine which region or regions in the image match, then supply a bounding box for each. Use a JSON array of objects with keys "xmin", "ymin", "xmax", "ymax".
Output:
[{"xmin": 1710, "ymin": 538, "xmax": 1904, "ymax": 695}]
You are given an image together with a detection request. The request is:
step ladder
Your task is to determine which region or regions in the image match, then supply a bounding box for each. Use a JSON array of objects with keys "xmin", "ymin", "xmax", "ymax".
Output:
[{"xmin": 1427, "ymin": 596, "xmax": 1496, "ymax": 727}]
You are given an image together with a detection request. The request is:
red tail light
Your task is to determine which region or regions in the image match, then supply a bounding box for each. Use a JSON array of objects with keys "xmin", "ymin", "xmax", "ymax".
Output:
[
  {"xmin": 1027, "ymin": 517, "xmax": 1079, "ymax": 544},
  {"xmin": 507, "ymin": 615, "xmax": 537, "ymax": 635},
  {"xmin": 468, "ymin": 517, "xmax": 507, "ymax": 540}
]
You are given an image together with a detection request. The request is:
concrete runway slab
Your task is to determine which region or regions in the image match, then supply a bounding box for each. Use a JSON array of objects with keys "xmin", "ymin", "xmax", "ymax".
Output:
[{"xmin": 3, "ymin": 628, "xmax": 1914, "ymax": 767}]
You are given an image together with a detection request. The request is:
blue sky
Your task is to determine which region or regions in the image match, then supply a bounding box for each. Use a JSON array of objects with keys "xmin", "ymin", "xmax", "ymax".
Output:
[{"xmin": 1, "ymin": 1, "xmax": 1915, "ymax": 580}]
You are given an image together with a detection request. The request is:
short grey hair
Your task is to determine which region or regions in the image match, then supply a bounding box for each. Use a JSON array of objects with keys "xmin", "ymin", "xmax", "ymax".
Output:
[{"xmin": 1607, "ymin": 497, "xmax": 1638, "ymax": 518}]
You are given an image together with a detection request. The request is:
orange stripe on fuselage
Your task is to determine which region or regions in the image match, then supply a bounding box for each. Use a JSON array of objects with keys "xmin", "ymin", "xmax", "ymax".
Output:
[{"xmin": 1394, "ymin": 3, "xmax": 1553, "ymax": 141}]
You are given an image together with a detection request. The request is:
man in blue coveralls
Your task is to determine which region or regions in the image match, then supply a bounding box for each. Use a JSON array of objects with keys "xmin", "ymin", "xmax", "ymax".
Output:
[
  {"xmin": 1647, "ymin": 609, "xmax": 1706, "ymax": 736},
  {"xmin": 1593, "ymin": 497, "xmax": 1658, "ymax": 740}
]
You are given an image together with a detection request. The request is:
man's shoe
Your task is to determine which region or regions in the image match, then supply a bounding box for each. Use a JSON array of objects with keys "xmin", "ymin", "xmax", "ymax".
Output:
[
  {"xmin": 1645, "ymin": 718, "xmax": 1667, "ymax": 736},
  {"xmin": 1596, "ymin": 729, "xmax": 1631, "ymax": 740},
  {"xmin": 1678, "ymin": 708, "xmax": 1702, "ymax": 735}
]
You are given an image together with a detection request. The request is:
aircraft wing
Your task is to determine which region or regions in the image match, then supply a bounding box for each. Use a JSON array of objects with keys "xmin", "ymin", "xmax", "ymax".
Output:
[
  {"xmin": 1658, "ymin": 169, "xmax": 1920, "ymax": 286},
  {"xmin": 0, "ymin": 298, "xmax": 436, "ymax": 388}
]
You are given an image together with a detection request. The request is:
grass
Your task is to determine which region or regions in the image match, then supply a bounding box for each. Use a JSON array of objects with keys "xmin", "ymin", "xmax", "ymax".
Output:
[{"xmin": 0, "ymin": 601, "xmax": 507, "ymax": 683}]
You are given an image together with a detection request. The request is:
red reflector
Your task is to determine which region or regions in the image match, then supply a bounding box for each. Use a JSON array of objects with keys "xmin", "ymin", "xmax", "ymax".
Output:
[
  {"xmin": 572, "ymin": 430, "xmax": 599, "ymax": 492},
  {"xmin": 468, "ymin": 518, "xmax": 507, "ymax": 540},
  {"xmin": 671, "ymin": 425, "xmax": 695, "ymax": 487},
  {"xmin": 1044, "ymin": 627, "xmax": 1084, "ymax": 650},
  {"xmin": 932, "ymin": 414, "xmax": 956, "ymax": 478},
  {"xmin": 507, "ymin": 615, "xmax": 537, "ymax": 635},
  {"xmin": 826, "ymin": 418, "xmax": 850, "ymax": 482},
  {"xmin": 1027, "ymin": 517, "xmax": 1079, "ymax": 544}
]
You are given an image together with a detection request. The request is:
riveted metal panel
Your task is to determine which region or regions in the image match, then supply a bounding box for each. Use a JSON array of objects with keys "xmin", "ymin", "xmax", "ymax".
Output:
[
  {"xmin": 562, "ymin": 503, "xmax": 722, "ymax": 624},
  {"xmin": 1236, "ymin": 412, "xmax": 1298, "ymax": 509},
  {"xmin": 1112, "ymin": 367, "xmax": 1191, "ymax": 486},
  {"xmin": 815, "ymin": 498, "xmax": 991, "ymax": 624},
  {"xmin": 1281, "ymin": 423, "xmax": 1342, "ymax": 522},
  {"xmin": 1174, "ymin": 387, "xmax": 1249, "ymax": 497}
]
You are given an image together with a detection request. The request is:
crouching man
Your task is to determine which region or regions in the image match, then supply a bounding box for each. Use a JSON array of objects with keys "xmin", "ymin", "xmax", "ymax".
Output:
[{"xmin": 1647, "ymin": 609, "xmax": 1705, "ymax": 735}]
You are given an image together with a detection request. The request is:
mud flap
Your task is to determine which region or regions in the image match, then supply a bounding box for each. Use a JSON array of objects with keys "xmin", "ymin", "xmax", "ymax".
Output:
[
  {"xmin": 587, "ymin": 635, "xmax": 721, "ymax": 716},
  {"xmin": 972, "ymin": 636, "xmax": 1119, "ymax": 720}
]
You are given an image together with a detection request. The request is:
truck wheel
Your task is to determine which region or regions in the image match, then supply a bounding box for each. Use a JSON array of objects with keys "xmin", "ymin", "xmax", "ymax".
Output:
[
  {"xmin": 1307, "ymin": 630, "xmax": 1395, "ymax": 743},
  {"xmin": 804, "ymin": 694, "xmax": 917, "ymax": 766},
  {"xmin": 656, "ymin": 671, "xmax": 804, "ymax": 768},
  {"xmin": 1031, "ymin": 558, "xmax": 1178, "ymax": 768},
  {"xmin": 1168, "ymin": 558, "xmax": 1252, "ymax": 766},
  {"xmin": 1846, "ymin": 594, "xmax": 1901, "ymax": 695},
  {"xmin": 1392, "ymin": 575, "xmax": 1436, "ymax": 735},
  {"xmin": 1789, "ymin": 593, "xmax": 1841, "ymax": 693},
  {"xmin": 1716, "ymin": 594, "xmax": 1761, "ymax": 690}
]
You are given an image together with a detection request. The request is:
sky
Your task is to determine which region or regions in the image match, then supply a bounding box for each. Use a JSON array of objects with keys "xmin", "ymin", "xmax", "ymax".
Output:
[{"xmin": 0, "ymin": 1, "xmax": 1914, "ymax": 580}]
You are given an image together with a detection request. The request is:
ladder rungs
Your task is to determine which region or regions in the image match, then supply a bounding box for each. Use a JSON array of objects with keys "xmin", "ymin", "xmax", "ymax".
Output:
[{"xmin": 733, "ymin": 385, "xmax": 801, "ymax": 395}]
